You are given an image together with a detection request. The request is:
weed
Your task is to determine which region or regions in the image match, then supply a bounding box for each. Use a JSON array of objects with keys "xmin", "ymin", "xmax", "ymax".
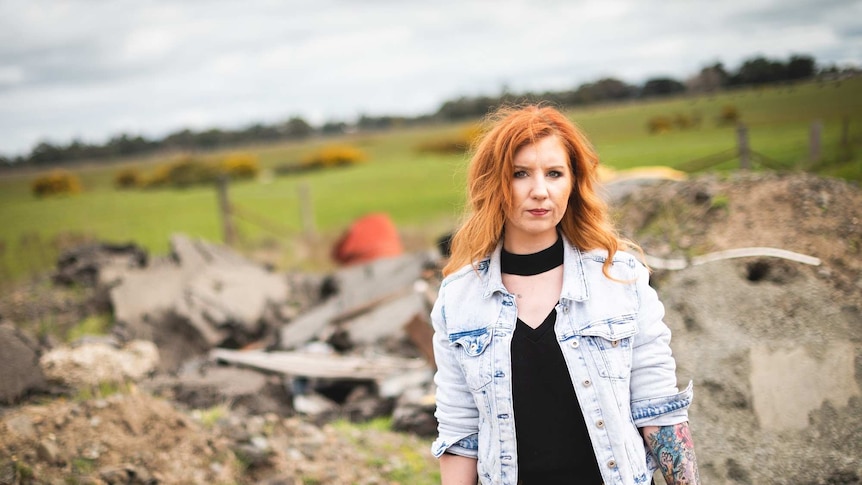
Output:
[
  {"xmin": 15, "ymin": 461, "xmax": 34, "ymax": 480},
  {"xmin": 709, "ymin": 194, "xmax": 730, "ymax": 212},
  {"xmin": 71, "ymin": 456, "xmax": 95, "ymax": 474},
  {"xmin": 194, "ymin": 404, "xmax": 230, "ymax": 429},
  {"xmin": 65, "ymin": 313, "xmax": 112, "ymax": 343}
]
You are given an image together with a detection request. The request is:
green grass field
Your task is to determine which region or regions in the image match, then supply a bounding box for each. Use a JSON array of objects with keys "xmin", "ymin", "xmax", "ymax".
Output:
[{"xmin": 1, "ymin": 78, "xmax": 861, "ymax": 283}]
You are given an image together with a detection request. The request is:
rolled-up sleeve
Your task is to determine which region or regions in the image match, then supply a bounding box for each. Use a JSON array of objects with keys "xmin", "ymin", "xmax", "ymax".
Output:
[
  {"xmin": 629, "ymin": 262, "xmax": 693, "ymax": 427},
  {"xmin": 430, "ymin": 283, "xmax": 480, "ymax": 459}
]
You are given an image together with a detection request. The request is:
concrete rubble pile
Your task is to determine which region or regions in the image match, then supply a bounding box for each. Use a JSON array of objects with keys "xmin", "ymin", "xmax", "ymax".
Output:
[{"xmin": 6, "ymin": 233, "xmax": 444, "ymax": 438}]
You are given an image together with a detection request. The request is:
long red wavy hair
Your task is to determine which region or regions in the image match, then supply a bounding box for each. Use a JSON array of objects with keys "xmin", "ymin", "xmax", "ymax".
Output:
[{"xmin": 443, "ymin": 105, "xmax": 629, "ymax": 278}]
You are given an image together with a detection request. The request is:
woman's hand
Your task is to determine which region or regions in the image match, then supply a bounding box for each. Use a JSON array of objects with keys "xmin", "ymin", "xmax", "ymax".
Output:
[{"xmin": 641, "ymin": 422, "xmax": 701, "ymax": 485}]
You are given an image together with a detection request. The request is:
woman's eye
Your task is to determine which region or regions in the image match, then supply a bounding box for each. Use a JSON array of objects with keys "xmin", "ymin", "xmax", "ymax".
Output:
[
  {"xmin": 514, "ymin": 170, "xmax": 528, "ymax": 178},
  {"xmin": 548, "ymin": 170, "xmax": 563, "ymax": 178}
]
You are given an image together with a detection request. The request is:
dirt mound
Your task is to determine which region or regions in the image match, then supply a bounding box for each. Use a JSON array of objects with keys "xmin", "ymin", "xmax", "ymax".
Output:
[
  {"xmin": 614, "ymin": 172, "xmax": 862, "ymax": 484},
  {"xmin": 614, "ymin": 171, "xmax": 862, "ymax": 293},
  {"xmin": 0, "ymin": 389, "xmax": 436, "ymax": 484}
]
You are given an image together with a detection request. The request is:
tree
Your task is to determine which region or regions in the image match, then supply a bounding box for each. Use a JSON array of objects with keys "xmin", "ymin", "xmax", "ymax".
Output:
[
  {"xmin": 281, "ymin": 117, "xmax": 313, "ymax": 139},
  {"xmin": 686, "ymin": 63, "xmax": 729, "ymax": 93},
  {"xmin": 734, "ymin": 56, "xmax": 787, "ymax": 85},
  {"xmin": 787, "ymin": 55, "xmax": 816, "ymax": 80},
  {"xmin": 641, "ymin": 77, "xmax": 686, "ymax": 97}
]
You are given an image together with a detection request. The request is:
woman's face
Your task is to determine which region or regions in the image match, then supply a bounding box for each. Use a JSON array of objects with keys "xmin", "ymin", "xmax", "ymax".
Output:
[{"xmin": 503, "ymin": 135, "xmax": 573, "ymax": 253}]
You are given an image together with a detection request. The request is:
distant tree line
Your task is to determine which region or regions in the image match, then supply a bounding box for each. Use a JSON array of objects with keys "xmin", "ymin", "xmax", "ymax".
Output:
[{"xmin": 0, "ymin": 53, "xmax": 855, "ymax": 168}]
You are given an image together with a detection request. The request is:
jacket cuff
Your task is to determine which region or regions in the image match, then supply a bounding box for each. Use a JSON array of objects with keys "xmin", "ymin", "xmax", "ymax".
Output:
[
  {"xmin": 431, "ymin": 433, "xmax": 479, "ymax": 459},
  {"xmin": 631, "ymin": 380, "xmax": 693, "ymax": 427}
]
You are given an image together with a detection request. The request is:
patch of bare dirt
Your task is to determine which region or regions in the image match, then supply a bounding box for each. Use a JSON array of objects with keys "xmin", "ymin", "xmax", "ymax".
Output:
[{"xmin": 0, "ymin": 389, "xmax": 436, "ymax": 484}]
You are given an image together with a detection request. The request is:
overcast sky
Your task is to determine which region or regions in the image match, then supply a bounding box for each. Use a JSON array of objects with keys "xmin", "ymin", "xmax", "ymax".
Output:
[{"xmin": 1, "ymin": 0, "xmax": 860, "ymax": 157}]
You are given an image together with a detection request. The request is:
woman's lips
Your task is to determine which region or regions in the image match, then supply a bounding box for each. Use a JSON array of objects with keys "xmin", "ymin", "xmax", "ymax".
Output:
[{"xmin": 528, "ymin": 209, "xmax": 549, "ymax": 216}]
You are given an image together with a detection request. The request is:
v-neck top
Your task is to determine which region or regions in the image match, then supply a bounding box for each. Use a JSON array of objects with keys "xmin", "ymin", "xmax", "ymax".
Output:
[{"xmin": 511, "ymin": 308, "xmax": 602, "ymax": 484}]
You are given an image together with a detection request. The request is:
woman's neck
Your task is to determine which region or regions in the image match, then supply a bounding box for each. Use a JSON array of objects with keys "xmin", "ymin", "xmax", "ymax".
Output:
[
  {"xmin": 501, "ymin": 234, "xmax": 563, "ymax": 276},
  {"xmin": 502, "ymin": 230, "xmax": 560, "ymax": 255}
]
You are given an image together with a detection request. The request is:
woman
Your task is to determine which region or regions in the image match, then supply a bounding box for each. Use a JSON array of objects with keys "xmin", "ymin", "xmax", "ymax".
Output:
[{"xmin": 430, "ymin": 105, "xmax": 700, "ymax": 485}]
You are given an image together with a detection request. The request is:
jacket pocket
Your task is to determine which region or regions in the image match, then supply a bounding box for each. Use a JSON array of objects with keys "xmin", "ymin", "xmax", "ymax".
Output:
[
  {"xmin": 580, "ymin": 314, "xmax": 637, "ymax": 379},
  {"xmin": 448, "ymin": 327, "xmax": 494, "ymax": 391}
]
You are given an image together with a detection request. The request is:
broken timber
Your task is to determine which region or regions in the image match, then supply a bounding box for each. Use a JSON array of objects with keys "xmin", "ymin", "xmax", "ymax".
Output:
[{"xmin": 210, "ymin": 348, "xmax": 426, "ymax": 381}]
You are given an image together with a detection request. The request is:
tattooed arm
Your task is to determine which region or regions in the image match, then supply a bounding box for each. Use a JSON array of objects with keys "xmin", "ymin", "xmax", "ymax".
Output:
[{"xmin": 641, "ymin": 422, "xmax": 701, "ymax": 485}]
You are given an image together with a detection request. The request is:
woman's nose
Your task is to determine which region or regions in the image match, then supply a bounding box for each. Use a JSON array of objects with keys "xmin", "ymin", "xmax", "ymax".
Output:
[{"xmin": 530, "ymin": 176, "xmax": 549, "ymax": 198}]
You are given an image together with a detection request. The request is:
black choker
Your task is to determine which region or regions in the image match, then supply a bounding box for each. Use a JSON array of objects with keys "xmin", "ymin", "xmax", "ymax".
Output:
[{"xmin": 501, "ymin": 236, "xmax": 563, "ymax": 276}]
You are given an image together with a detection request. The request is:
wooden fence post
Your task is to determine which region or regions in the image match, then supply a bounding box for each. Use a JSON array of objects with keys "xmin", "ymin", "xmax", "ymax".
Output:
[
  {"xmin": 840, "ymin": 116, "xmax": 851, "ymax": 162},
  {"xmin": 298, "ymin": 183, "xmax": 316, "ymax": 238},
  {"xmin": 216, "ymin": 175, "xmax": 238, "ymax": 246},
  {"xmin": 736, "ymin": 124, "xmax": 751, "ymax": 170},
  {"xmin": 809, "ymin": 120, "xmax": 823, "ymax": 163}
]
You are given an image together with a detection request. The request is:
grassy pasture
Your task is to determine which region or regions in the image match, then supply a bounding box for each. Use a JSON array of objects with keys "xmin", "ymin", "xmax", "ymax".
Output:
[{"xmin": 1, "ymin": 78, "xmax": 860, "ymax": 283}]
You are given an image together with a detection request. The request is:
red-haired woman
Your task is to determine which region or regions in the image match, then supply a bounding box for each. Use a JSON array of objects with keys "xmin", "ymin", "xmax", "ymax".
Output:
[{"xmin": 430, "ymin": 105, "xmax": 700, "ymax": 485}]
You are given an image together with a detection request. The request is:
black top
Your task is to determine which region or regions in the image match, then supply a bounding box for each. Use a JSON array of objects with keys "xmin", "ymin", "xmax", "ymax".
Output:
[
  {"xmin": 511, "ymin": 311, "xmax": 603, "ymax": 484},
  {"xmin": 502, "ymin": 234, "xmax": 601, "ymax": 484}
]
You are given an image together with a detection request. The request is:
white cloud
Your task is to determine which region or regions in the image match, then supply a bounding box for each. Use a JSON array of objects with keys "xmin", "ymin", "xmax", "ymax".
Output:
[{"xmin": 0, "ymin": 0, "xmax": 860, "ymax": 156}]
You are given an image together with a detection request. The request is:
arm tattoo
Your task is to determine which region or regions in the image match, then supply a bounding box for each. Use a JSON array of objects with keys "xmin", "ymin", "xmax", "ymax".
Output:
[{"xmin": 643, "ymin": 422, "xmax": 701, "ymax": 485}]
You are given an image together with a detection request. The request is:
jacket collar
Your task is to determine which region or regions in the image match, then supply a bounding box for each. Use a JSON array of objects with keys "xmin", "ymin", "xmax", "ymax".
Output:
[{"xmin": 481, "ymin": 235, "xmax": 589, "ymax": 302}]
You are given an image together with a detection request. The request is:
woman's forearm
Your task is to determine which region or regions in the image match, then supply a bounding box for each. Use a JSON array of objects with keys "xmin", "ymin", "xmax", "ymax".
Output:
[
  {"xmin": 641, "ymin": 422, "xmax": 701, "ymax": 485},
  {"xmin": 440, "ymin": 453, "xmax": 478, "ymax": 485}
]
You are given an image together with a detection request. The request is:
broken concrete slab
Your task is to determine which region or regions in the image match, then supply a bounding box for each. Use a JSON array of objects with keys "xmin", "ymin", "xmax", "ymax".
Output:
[
  {"xmin": 210, "ymin": 348, "xmax": 426, "ymax": 381},
  {"xmin": 182, "ymin": 264, "xmax": 289, "ymax": 336},
  {"xmin": 110, "ymin": 234, "xmax": 293, "ymax": 371},
  {"xmin": 339, "ymin": 292, "xmax": 428, "ymax": 347},
  {"xmin": 0, "ymin": 323, "xmax": 47, "ymax": 404},
  {"xmin": 278, "ymin": 252, "xmax": 433, "ymax": 349},
  {"xmin": 144, "ymin": 364, "xmax": 293, "ymax": 416}
]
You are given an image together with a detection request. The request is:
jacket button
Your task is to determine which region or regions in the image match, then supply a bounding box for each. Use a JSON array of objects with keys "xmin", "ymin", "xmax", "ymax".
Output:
[
  {"xmin": 562, "ymin": 305, "xmax": 569, "ymax": 313},
  {"xmin": 596, "ymin": 419, "xmax": 604, "ymax": 428},
  {"xmin": 607, "ymin": 460, "xmax": 616, "ymax": 469},
  {"xmin": 570, "ymin": 340, "xmax": 579, "ymax": 348},
  {"xmin": 611, "ymin": 340, "xmax": 619, "ymax": 347},
  {"xmin": 583, "ymin": 379, "xmax": 592, "ymax": 387}
]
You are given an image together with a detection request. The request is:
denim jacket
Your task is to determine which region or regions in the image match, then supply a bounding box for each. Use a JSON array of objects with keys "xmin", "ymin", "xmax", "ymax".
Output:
[{"xmin": 431, "ymin": 238, "xmax": 693, "ymax": 485}]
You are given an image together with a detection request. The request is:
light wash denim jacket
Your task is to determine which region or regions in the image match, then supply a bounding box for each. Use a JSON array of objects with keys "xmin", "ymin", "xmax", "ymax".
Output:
[{"xmin": 431, "ymin": 237, "xmax": 693, "ymax": 485}]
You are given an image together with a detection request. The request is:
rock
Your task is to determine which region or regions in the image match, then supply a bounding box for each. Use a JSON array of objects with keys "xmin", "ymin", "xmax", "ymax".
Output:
[
  {"xmin": 99, "ymin": 464, "xmax": 155, "ymax": 485},
  {"xmin": 53, "ymin": 242, "xmax": 148, "ymax": 288},
  {"xmin": 0, "ymin": 460, "xmax": 16, "ymax": 485},
  {"xmin": 293, "ymin": 393, "xmax": 338, "ymax": 417},
  {"xmin": 0, "ymin": 324, "xmax": 47, "ymax": 404},
  {"xmin": 4, "ymin": 414, "xmax": 36, "ymax": 440},
  {"xmin": 37, "ymin": 440, "xmax": 64, "ymax": 466},
  {"xmin": 391, "ymin": 387, "xmax": 437, "ymax": 436},
  {"xmin": 40, "ymin": 340, "xmax": 159, "ymax": 387}
]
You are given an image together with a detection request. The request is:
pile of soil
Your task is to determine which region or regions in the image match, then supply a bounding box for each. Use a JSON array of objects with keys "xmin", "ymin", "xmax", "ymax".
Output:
[
  {"xmin": 614, "ymin": 171, "xmax": 861, "ymax": 484},
  {"xmin": 1, "ymin": 389, "xmax": 436, "ymax": 484},
  {"xmin": 613, "ymin": 171, "xmax": 862, "ymax": 293}
]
